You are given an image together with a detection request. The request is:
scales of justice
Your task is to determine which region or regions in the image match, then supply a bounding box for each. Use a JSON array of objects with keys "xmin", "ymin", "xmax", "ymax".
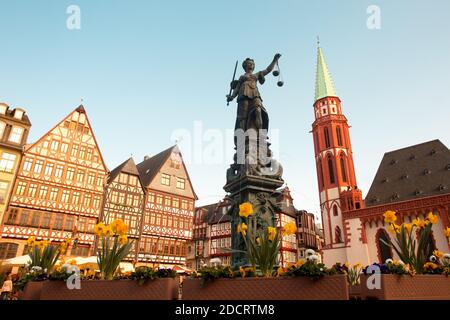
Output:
[{"xmin": 222, "ymin": 53, "xmax": 286, "ymax": 267}]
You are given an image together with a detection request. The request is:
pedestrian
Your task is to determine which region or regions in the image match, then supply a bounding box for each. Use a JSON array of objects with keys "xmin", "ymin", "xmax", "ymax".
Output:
[{"xmin": 1, "ymin": 274, "xmax": 13, "ymax": 300}]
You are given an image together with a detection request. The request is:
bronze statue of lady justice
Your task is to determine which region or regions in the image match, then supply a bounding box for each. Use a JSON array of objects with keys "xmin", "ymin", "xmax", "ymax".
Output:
[{"xmin": 226, "ymin": 53, "xmax": 282, "ymax": 133}]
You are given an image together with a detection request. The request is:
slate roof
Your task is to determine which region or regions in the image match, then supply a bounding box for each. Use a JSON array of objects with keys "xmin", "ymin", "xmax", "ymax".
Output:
[
  {"xmin": 136, "ymin": 145, "xmax": 176, "ymax": 187},
  {"xmin": 365, "ymin": 139, "xmax": 450, "ymax": 207},
  {"xmin": 195, "ymin": 201, "xmax": 232, "ymax": 224},
  {"xmin": 108, "ymin": 157, "xmax": 140, "ymax": 184}
]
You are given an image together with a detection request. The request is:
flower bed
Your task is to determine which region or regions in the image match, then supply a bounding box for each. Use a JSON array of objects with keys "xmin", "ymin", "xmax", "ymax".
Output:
[
  {"xmin": 22, "ymin": 278, "xmax": 179, "ymax": 300},
  {"xmin": 182, "ymin": 275, "xmax": 348, "ymax": 300},
  {"xmin": 360, "ymin": 274, "xmax": 450, "ymax": 300}
]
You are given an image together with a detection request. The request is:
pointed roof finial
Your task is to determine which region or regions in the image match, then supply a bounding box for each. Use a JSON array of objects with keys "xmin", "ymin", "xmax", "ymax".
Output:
[
  {"xmin": 314, "ymin": 42, "xmax": 338, "ymax": 102},
  {"xmin": 317, "ymin": 36, "xmax": 320, "ymax": 47}
]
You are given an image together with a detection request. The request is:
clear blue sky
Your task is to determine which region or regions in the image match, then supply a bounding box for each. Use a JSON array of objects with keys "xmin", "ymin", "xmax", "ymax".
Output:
[{"xmin": 1, "ymin": 1, "xmax": 450, "ymax": 221}]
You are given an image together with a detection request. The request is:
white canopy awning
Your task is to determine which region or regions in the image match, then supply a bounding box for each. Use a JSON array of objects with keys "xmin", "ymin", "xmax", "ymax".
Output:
[{"xmin": 1, "ymin": 255, "xmax": 31, "ymax": 266}]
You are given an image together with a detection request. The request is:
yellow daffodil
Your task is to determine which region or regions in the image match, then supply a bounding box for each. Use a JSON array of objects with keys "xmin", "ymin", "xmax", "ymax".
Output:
[
  {"xmin": 388, "ymin": 223, "xmax": 401, "ymax": 234},
  {"xmin": 40, "ymin": 240, "xmax": 49, "ymax": 248},
  {"xmin": 94, "ymin": 222, "xmax": 106, "ymax": 236},
  {"xmin": 433, "ymin": 250, "xmax": 443, "ymax": 259},
  {"xmin": 239, "ymin": 202, "xmax": 254, "ymax": 218},
  {"xmin": 353, "ymin": 263, "xmax": 362, "ymax": 269},
  {"xmin": 295, "ymin": 259, "xmax": 305, "ymax": 268},
  {"xmin": 111, "ymin": 219, "xmax": 128, "ymax": 235},
  {"xmin": 426, "ymin": 212, "xmax": 438, "ymax": 224},
  {"xmin": 276, "ymin": 266, "xmax": 284, "ymax": 277},
  {"xmin": 103, "ymin": 225, "xmax": 114, "ymax": 237},
  {"xmin": 445, "ymin": 227, "xmax": 450, "ymax": 238},
  {"xmin": 423, "ymin": 262, "xmax": 438, "ymax": 270},
  {"xmin": 412, "ymin": 218, "xmax": 426, "ymax": 230},
  {"xmin": 118, "ymin": 235, "xmax": 128, "ymax": 245},
  {"xmin": 267, "ymin": 226, "xmax": 277, "ymax": 241},
  {"xmin": 403, "ymin": 223, "xmax": 413, "ymax": 234},
  {"xmin": 282, "ymin": 222, "xmax": 297, "ymax": 237},
  {"xmin": 256, "ymin": 237, "xmax": 261, "ymax": 245},
  {"xmin": 383, "ymin": 210, "xmax": 397, "ymax": 224},
  {"xmin": 244, "ymin": 267, "xmax": 254, "ymax": 273},
  {"xmin": 27, "ymin": 236, "xmax": 36, "ymax": 247},
  {"xmin": 239, "ymin": 266, "xmax": 245, "ymax": 278},
  {"xmin": 237, "ymin": 223, "xmax": 248, "ymax": 236},
  {"xmin": 344, "ymin": 262, "xmax": 349, "ymax": 269}
]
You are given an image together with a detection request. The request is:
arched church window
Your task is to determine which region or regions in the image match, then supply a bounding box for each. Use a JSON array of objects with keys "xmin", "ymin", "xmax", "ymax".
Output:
[
  {"xmin": 328, "ymin": 157, "xmax": 335, "ymax": 184},
  {"xmin": 336, "ymin": 126, "xmax": 343, "ymax": 146},
  {"xmin": 340, "ymin": 156, "xmax": 347, "ymax": 182},
  {"xmin": 318, "ymin": 159, "xmax": 324, "ymax": 188},
  {"xmin": 324, "ymin": 128, "xmax": 330, "ymax": 148},
  {"xmin": 333, "ymin": 205, "xmax": 338, "ymax": 216},
  {"xmin": 335, "ymin": 226, "xmax": 343, "ymax": 243},
  {"xmin": 377, "ymin": 229, "xmax": 392, "ymax": 263},
  {"xmin": 315, "ymin": 132, "xmax": 320, "ymax": 152}
]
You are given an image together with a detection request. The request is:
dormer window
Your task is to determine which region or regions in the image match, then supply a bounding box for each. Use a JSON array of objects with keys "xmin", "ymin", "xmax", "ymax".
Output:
[
  {"xmin": 391, "ymin": 193, "xmax": 399, "ymax": 200},
  {"xmin": 414, "ymin": 189, "xmax": 422, "ymax": 196},
  {"xmin": 423, "ymin": 169, "xmax": 431, "ymax": 175},
  {"xmin": 438, "ymin": 184, "xmax": 447, "ymax": 191},
  {"xmin": 13, "ymin": 109, "xmax": 24, "ymax": 120},
  {"xmin": 371, "ymin": 196, "xmax": 379, "ymax": 203},
  {"xmin": 446, "ymin": 164, "xmax": 450, "ymax": 171},
  {"xmin": 8, "ymin": 126, "xmax": 24, "ymax": 144},
  {"xmin": 401, "ymin": 173, "xmax": 408, "ymax": 180},
  {"xmin": 382, "ymin": 177, "xmax": 389, "ymax": 183},
  {"xmin": 0, "ymin": 103, "xmax": 8, "ymax": 115},
  {"xmin": 409, "ymin": 154, "xmax": 416, "ymax": 160},
  {"xmin": 430, "ymin": 149, "xmax": 436, "ymax": 155},
  {"xmin": 390, "ymin": 159, "xmax": 397, "ymax": 165}
]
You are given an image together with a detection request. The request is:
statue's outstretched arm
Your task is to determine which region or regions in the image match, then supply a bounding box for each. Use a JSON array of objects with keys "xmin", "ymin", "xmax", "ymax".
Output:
[{"xmin": 260, "ymin": 53, "xmax": 282, "ymax": 77}]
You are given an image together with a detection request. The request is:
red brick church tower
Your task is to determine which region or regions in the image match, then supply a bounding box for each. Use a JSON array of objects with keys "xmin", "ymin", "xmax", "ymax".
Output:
[{"xmin": 311, "ymin": 43, "xmax": 365, "ymax": 264}]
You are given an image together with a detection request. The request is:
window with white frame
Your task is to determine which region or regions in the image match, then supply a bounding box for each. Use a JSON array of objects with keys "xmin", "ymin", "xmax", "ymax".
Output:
[
  {"xmin": 8, "ymin": 126, "xmax": 24, "ymax": 143},
  {"xmin": 0, "ymin": 153, "xmax": 16, "ymax": 172},
  {"xmin": 0, "ymin": 181, "xmax": 9, "ymax": 204},
  {"xmin": 33, "ymin": 160, "xmax": 43, "ymax": 174},
  {"xmin": 176, "ymin": 177, "xmax": 185, "ymax": 189},
  {"xmin": 23, "ymin": 158, "xmax": 33, "ymax": 171},
  {"xmin": 161, "ymin": 173, "xmax": 170, "ymax": 186}
]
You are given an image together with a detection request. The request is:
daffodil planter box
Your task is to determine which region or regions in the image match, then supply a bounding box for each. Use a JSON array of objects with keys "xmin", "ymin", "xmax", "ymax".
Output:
[
  {"xmin": 360, "ymin": 275, "xmax": 450, "ymax": 300},
  {"xmin": 22, "ymin": 279, "xmax": 179, "ymax": 300},
  {"xmin": 21, "ymin": 281, "xmax": 45, "ymax": 300},
  {"xmin": 182, "ymin": 275, "xmax": 348, "ymax": 300},
  {"xmin": 348, "ymin": 284, "xmax": 362, "ymax": 300}
]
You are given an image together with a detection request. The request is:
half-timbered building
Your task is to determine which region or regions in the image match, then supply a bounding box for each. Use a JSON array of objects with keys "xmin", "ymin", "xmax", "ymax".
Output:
[
  {"xmin": 136, "ymin": 145, "xmax": 197, "ymax": 267},
  {"xmin": 100, "ymin": 157, "xmax": 145, "ymax": 260},
  {"xmin": 0, "ymin": 105, "xmax": 108, "ymax": 258},
  {"xmin": 0, "ymin": 103, "xmax": 31, "ymax": 261}
]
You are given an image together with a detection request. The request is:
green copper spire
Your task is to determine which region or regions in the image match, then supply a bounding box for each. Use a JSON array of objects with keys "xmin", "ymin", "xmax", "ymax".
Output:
[{"xmin": 315, "ymin": 45, "xmax": 338, "ymax": 102}]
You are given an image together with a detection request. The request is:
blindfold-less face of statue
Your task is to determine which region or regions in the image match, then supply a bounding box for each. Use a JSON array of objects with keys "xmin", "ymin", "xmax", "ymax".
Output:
[{"xmin": 244, "ymin": 60, "xmax": 255, "ymax": 73}]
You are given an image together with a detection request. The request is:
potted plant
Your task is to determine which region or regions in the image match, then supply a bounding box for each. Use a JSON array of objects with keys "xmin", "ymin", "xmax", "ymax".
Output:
[
  {"xmin": 19, "ymin": 237, "xmax": 72, "ymax": 300},
  {"xmin": 360, "ymin": 211, "xmax": 450, "ymax": 300},
  {"xmin": 21, "ymin": 220, "xmax": 179, "ymax": 300},
  {"xmin": 333, "ymin": 262, "xmax": 363, "ymax": 300},
  {"xmin": 38, "ymin": 265, "xmax": 179, "ymax": 300},
  {"xmin": 182, "ymin": 202, "xmax": 348, "ymax": 300}
]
